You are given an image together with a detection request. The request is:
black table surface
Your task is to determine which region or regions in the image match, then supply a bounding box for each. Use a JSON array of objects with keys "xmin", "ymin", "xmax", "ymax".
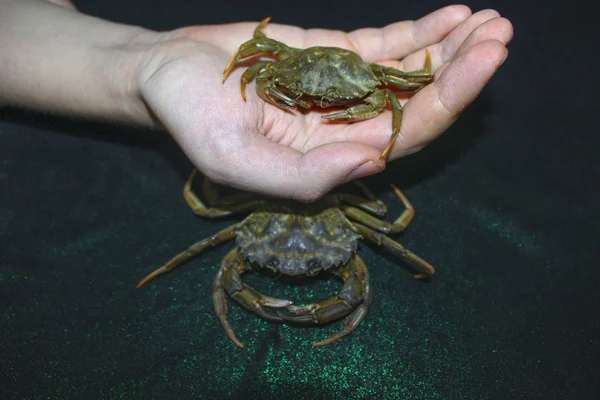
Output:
[{"xmin": 2, "ymin": 1, "xmax": 598, "ymax": 399}]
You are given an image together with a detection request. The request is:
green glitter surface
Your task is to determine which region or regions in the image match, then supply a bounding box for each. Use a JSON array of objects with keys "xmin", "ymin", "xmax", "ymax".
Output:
[
  {"xmin": 3, "ymin": 156, "xmax": 600, "ymax": 399},
  {"xmin": 470, "ymin": 207, "xmax": 544, "ymax": 259},
  {"xmin": 5, "ymin": 187, "xmax": 596, "ymax": 400},
  {"xmin": 3, "ymin": 127, "xmax": 599, "ymax": 399},
  {"xmin": 3, "ymin": 4, "xmax": 600, "ymax": 394}
]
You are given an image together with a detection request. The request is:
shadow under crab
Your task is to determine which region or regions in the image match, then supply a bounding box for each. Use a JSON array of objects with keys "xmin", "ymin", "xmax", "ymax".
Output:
[{"xmin": 137, "ymin": 170, "xmax": 435, "ymax": 348}]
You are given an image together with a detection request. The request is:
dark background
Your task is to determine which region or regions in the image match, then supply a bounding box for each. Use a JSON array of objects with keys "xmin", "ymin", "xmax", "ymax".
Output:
[{"xmin": 1, "ymin": 1, "xmax": 598, "ymax": 399}]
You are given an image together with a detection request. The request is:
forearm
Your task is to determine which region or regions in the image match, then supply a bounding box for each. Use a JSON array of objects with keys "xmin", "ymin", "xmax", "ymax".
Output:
[{"xmin": 0, "ymin": 0, "xmax": 158, "ymax": 126}]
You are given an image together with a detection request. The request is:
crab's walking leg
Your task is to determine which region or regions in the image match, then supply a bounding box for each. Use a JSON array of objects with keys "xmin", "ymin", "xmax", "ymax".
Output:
[
  {"xmin": 371, "ymin": 49, "xmax": 434, "ymax": 86},
  {"xmin": 213, "ymin": 249, "xmax": 292, "ymax": 348},
  {"xmin": 240, "ymin": 61, "xmax": 271, "ymax": 101},
  {"xmin": 388, "ymin": 185, "xmax": 415, "ymax": 232},
  {"xmin": 185, "ymin": 170, "xmax": 266, "ymax": 218},
  {"xmin": 353, "ymin": 222, "xmax": 435, "ymax": 279},
  {"xmin": 252, "ymin": 16, "xmax": 271, "ymax": 38},
  {"xmin": 321, "ymin": 89, "xmax": 401, "ymax": 159},
  {"xmin": 201, "ymin": 174, "xmax": 261, "ymax": 207},
  {"xmin": 255, "ymin": 77, "xmax": 311, "ymax": 110},
  {"xmin": 321, "ymin": 90, "xmax": 385, "ymax": 123},
  {"xmin": 341, "ymin": 185, "xmax": 415, "ymax": 234},
  {"xmin": 381, "ymin": 90, "xmax": 403, "ymax": 160},
  {"xmin": 364, "ymin": 50, "xmax": 433, "ymax": 159},
  {"xmin": 325, "ymin": 192, "xmax": 387, "ymax": 216},
  {"xmin": 136, "ymin": 224, "xmax": 239, "ymax": 288},
  {"xmin": 222, "ymin": 38, "xmax": 289, "ymax": 82},
  {"xmin": 222, "ymin": 17, "xmax": 298, "ymax": 84},
  {"xmin": 277, "ymin": 255, "xmax": 372, "ymax": 346},
  {"xmin": 212, "ymin": 249, "xmax": 244, "ymax": 348},
  {"xmin": 342, "ymin": 206, "xmax": 393, "ymax": 233},
  {"xmin": 353, "ymin": 181, "xmax": 379, "ymax": 202}
]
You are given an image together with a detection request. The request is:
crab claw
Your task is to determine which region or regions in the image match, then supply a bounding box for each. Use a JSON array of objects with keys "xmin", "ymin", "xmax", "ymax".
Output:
[
  {"xmin": 277, "ymin": 298, "xmax": 354, "ymax": 325},
  {"xmin": 277, "ymin": 310, "xmax": 314, "ymax": 324}
]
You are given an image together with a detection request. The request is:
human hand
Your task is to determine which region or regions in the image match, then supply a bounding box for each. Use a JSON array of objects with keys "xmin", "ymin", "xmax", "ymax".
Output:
[{"xmin": 137, "ymin": 6, "xmax": 513, "ymax": 201}]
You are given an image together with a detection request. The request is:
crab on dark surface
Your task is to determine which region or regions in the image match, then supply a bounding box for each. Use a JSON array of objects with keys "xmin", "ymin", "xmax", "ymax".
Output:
[
  {"xmin": 137, "ymin": 170, "xmax": 435, "ymax": 348},
  {"xmin": 222, "ymin": 17, "xmax": 435, "ymax": 159}
]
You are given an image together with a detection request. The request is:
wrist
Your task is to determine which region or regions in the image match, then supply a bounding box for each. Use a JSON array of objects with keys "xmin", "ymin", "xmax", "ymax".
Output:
[
  {"xmin": 0, "ymin": 0, "xmax": 163, "ymax": 127},
  {"xmin": 106, "ymin": 29, "xmax": 166, "ymax": 128}
]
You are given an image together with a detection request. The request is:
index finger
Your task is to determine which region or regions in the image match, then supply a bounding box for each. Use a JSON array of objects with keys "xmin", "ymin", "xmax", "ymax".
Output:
[
  {"xmin": 345, "ymin": 5, "xmax": 472, "ymax": 62},
  {"xmin": 184, "ymin": 5, "xmax": 471, "ymax": 60}
]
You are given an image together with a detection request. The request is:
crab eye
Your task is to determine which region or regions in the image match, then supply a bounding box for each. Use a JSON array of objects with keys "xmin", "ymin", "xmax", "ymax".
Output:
[
  {"xmin": 306, "ymin": 258, "xmax": 322, "ymax": 275},
  {"xmin": 266, "ymin": 256, "xmax": 280, "ymax": 268},
  {"xmin": 308, "ymin": 258, "xmax": 321, "ymax": 267}
]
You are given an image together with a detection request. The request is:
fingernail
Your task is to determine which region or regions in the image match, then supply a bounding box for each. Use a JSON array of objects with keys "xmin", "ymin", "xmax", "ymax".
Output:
[
  {"xmin": 500, "ymin": 49, "xmax": 509, "ymax": 67},
  {"xmin": 346, "ymin": 160, "xmax": 384, "ymax": 182}
]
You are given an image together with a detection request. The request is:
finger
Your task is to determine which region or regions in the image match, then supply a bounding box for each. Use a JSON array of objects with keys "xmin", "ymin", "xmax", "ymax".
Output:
[
  {"xmin": 378, "ymin": 9, "xmax": 505, "ymax": 72},
  {"xmin": 179, "ymin": 22, "xmax": 276, "ymax": 54},
  {"xmin": 453, "ymin": 16, "xmax": 514, "ymax": 57},
  {"xmin": 186, "ymin": 6, "xmax": 472, "ymax": 59},
  {"xmin": 434, "ymin": 9, "xmax": 502, "ymax": 63},
  {"xmin": 182, "ymin": 19, "xmax": 308, "ymax": 54},
  {"xmin": 346, "ymin": 5, "xmax": 472, "ymax": 62},
  {"xmin": 386, "ymin": 39, "xmax": 509, "ymax": 158},
  {"xmin": 46, "ymin": 0, "xmax": 77, "ymax": 9},
  {"xmin": 203, "ymin": 136, "xmax": 385, "ymax": 202},
  {"xmin": 306, "ymin": 39, "xmax": 507, "ymax": 157}
]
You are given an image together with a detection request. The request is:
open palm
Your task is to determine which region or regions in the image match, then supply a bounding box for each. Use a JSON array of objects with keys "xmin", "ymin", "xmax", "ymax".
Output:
[{"xmin": 139, "ymin": 6, "xmax": 513, "ymax": 201}]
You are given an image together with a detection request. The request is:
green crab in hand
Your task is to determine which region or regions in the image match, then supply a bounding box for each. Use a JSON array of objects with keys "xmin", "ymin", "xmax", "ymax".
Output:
[{"xmin": 222, "ymin": 17, "xmax": 434, "ymax": 159}]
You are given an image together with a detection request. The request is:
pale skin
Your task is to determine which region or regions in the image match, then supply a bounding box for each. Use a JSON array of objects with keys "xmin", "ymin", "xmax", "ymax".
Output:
[{"xmin": 0, "ymin": 0, "xmax": 513, "ymax": 202}]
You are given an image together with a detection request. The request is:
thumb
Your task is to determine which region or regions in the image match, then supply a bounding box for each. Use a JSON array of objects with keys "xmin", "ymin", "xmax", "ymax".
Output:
[
  {"xmin": 287, "ymin": 141, "xmax": 386, "ymax": 202},
  {"xmin": 201, "ymin": 136, "xmax": 385, "ymax": 202}
]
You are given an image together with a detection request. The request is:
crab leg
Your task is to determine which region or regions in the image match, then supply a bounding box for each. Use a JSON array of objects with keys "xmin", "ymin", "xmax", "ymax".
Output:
[
  {"xmin": 388, "ymin": 185, "xmax": 415, "ymax": 232},
  {"xmin": 239, "ymin": 61, "xmax": 271, "ymax": 101},
  {"xmin": 381, "ymin": 90, "xmax": 403, "ymax": 160},
  {"xmin": 353, "ymin": 181, "xmax": 380, "ymax": 201},
  {"xmin": 326, "ymin": 181, "xmax": 405, "ymax": 216},
  {"xmin": 277, "ymin": 255, "xmax": 372, "ymax": 346},
  {"xmin": 213, "ymin": 248, "xmax": 292, "ymax": 348},
  {"xmin": 252, "ymin": 16, "xmax": 271, "ymax": 38},
  {"xmin": 322, "ymin": 88, "xmax": 401, "ymax": 159},
  {"xmin": 223, "ymin": 17, "xmax": 300, "ymax": 88},
  {"xmin": 321, "ymin": 90, "xmax": 385, "ymax": 122},
  {"xmin": 255, "ymin": 77, "xmax": 310, "ymax": 110},
  {"xmin": 325, "ymin": 192, "xmax": 387, "ymax": 216},
  {"xmin": 222, "ymin": 38, "xmax": 284, "ymax": 82},
  {"xmin": 380, "ymin": 75, "xmax": 432, "ymax": 89},
  {"xmin": 370, "ymin": 49, "xmax": 434, "ymax": 87},
  {"xmin": 341, "ymin": 185, "xmax": 415, "ymax": 234},
  {"xmin": 201, "ymin": 174, "xmax": 264, "ymax": 207},
  {"xmin": 184, "ymin": 169, "xmax": 266, "ymax": 218},
  {"xmin": 136, "ymin": 224, "xmax": 239, "ymax": 288},
  {"xmin": 353, "ymin": 222, "xmax": 435, "ymax": 279},
  {"xmin": 342, "ymin": 206, "xmax": 393, "ymax": 233}
]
